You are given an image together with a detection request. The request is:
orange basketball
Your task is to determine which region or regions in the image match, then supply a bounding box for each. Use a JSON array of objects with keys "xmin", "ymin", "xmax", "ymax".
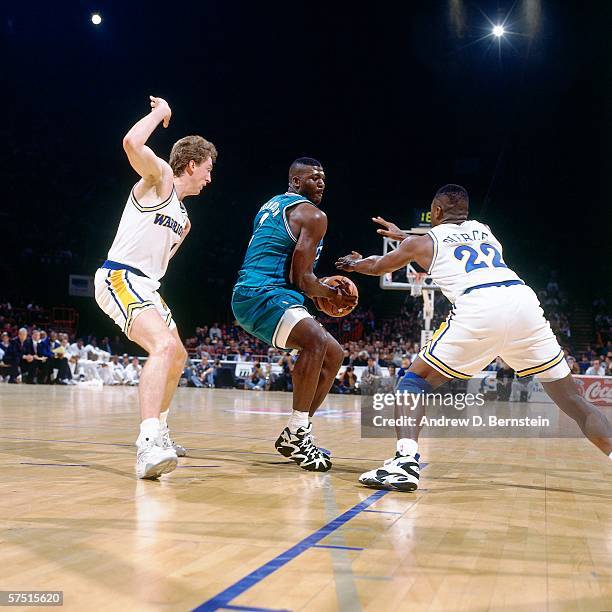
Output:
[{"xmin": 313, "ymin": 275, "xmax": 359, "ymax": 318}]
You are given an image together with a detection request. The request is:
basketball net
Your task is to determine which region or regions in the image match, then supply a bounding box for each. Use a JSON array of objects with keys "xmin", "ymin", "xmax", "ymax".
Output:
[{"xmin": 407, "ymin": 271, "xmax": 427, "ymax": 297}]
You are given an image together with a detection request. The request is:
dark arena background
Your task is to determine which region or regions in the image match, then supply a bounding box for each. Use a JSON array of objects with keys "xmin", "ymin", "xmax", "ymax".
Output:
[{"xmin": 1, "ymin": 2, "xmax": 611, "ymax": 611}]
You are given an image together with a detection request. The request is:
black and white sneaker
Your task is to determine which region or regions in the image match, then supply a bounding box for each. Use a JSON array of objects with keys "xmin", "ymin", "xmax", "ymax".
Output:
[
  {"xmin": 274, "ymin": 423, "xmax": 332, "ymax": 472},
  {"xmin": 359, "ymin": 452, "xmax": 419, "ymax": 492}
]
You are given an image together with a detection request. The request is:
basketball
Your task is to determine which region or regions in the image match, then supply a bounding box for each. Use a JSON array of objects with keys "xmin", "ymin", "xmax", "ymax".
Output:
[{"xmin": 313, "ymin": 275, "xmax": 359, "ymax": 317}]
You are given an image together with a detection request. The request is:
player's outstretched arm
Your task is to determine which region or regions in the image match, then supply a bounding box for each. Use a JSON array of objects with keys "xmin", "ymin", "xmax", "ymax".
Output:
[
  {"xmin": 290, "ymin": 206, "xmax": 357, "ymax": 308},
  {"xmin": 122, "ymin": 96, "xmax": 173, "ymax": 186},
  {"xmin": 336, "ymin": 235, "xmax": 427, "ymax": 276}
]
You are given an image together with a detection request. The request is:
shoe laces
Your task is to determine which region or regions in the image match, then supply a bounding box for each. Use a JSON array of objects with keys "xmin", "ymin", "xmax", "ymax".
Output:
[
  {"xmin": 385, "ymin": 453, "xmax": 413, "ymax": 467},
  {"xmin": 392, "ymin": 453, "xmax": 420, "ymax": 470},
  {"xmin": 301, "ymin": 432, "xmax": 327, "ymax": 458},
  {"xmin": 160, "ymin": 425, "xmax": 174, "ymax": 447}
]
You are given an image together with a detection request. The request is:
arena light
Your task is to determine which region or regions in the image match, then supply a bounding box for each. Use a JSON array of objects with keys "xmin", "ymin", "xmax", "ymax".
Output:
[
  {"xmin": 91, "ymin": 13, "xmax": 102, "ymax": 25},
  {"xmin": 492, "ymin": 24, "xmax": 505, "ymax": 37}
]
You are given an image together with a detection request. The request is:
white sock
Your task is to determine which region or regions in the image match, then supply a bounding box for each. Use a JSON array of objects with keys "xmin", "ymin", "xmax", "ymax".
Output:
[
  {"xmin": 159, "ymin": 410, "xmax": 169, "ymax": 427},
  {"xmin": 287, "ymin": 410, "xmax": 309, "ymax": 433},
  {"xmin": 397, "ymin": 438, "xmax": 418, "ymax": 457},
  {"xmin": 139, "ymin": 417, "xmax": 161, "ymax": 443},
  {"xmin": 609, "ymin": 452, "xmax": 612, "ymax": 461}
]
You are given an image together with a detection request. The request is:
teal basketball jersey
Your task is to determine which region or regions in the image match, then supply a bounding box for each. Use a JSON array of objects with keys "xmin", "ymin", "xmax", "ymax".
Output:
[{"xmin": 234, "ymin": 193, "xmax": 323, "ymax": 292}]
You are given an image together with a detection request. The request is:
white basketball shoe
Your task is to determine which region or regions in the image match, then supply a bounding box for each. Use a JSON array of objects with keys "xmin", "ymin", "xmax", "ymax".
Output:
[
  {"xmin": 359, "ymin": 453, "xmax": 420, "ymax": 492},
  {"xmin": 160, "ymin": 424, "xmax": 188, "ymax": 457},
  {"xmin": 136, "ymin": 431, "xmax": 178, "ymax": 479}
]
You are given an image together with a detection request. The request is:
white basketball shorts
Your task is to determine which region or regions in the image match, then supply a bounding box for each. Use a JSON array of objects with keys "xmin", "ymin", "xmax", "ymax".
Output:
[
  {"xmin": 420, "ymin": 284, "xmax": 570, "ymax": 381},
  {"xmin": 94, "ymin": 268, "xmax": 175, "ymax": 340}
]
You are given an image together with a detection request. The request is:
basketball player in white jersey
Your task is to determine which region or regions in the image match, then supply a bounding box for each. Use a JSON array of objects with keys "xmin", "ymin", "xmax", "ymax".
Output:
[
  {"xmin": 94, "ymin": 96, "xmax": 217, "ymax": 479},
  {"xmin": 337, "ymin": 184, "xmax": 612, "ymax": 491}
]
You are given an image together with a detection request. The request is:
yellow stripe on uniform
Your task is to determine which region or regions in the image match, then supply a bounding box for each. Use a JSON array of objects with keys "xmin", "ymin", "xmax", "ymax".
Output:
[
  {"xmin": 108, "ymin": 270, "xmax": 140, "ymax": 311},
  {"xmin": 421, "ymin": 320, "xmax": 448, "ymax": 354},
  {"xmin": 108, "ymin": 270, "xmax": 153, "ymax": 334},
  {"xmin": 422, "ymin": 348, "xmax": 471, "ymax": 380},
  {"xmin": 516, "ymin": 350, "xmax": 565, "ymax": 378},
  {"xmin": 420, "ymin": 311, "xmax": 472, "ymax": 379}
]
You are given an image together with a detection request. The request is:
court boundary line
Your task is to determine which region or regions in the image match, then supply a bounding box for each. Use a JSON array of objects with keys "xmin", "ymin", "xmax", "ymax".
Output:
[
  {"xmin": 312, "ymin": 544, "xmax": 364, "ymax": 551},
  {"xmin": 4, "ymin": 438, "xmax": 429, "ymax": 609},
  {"xmin": 192, "ymin": 490, "xmax": 389, "ymax": 611},
  {"xmin": 218, "ymin": 605, "xmax": 290, "ymax": 612},
  {"xmin": 19, "ymin": 462, "xmax": 90, "ymax": 467}
]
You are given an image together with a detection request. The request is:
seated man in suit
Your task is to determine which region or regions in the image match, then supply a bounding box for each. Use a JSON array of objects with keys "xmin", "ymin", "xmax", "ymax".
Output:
[{"xmin": 5, "ymin": 328, "xmax": 30, "ymax": 383}]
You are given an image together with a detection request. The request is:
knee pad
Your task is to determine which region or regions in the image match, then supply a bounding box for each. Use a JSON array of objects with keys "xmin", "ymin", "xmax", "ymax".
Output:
[{"xmin": 397, "ymin": 372, "xmax": 433, "ymax": 394}]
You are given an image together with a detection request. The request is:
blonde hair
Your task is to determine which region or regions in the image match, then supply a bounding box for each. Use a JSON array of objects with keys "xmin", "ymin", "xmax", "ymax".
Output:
[{"xmin": 169, "ymin": 135, "xmax": 218, "ymax": 176}]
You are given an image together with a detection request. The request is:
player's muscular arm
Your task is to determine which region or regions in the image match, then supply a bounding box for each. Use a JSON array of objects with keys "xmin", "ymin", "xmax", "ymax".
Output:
[
  {"xmin": 289, "ymin": 206, "xmax": 346, "ymax": 302},
  {"xmin": 336, "ymin": 235, "xmax": 432, "ymax": 275},
  {"xmin": 122, "ymin": 96, "xmax": 173, "ymax": 186}
]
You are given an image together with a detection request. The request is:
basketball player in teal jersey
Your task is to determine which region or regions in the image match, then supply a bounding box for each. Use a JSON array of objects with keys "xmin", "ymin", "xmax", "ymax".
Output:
[
  {"xmin": 337, "ymin": 184, "xmax": 612, "ymax": 491},
  {"xmin": 232, "ymin": 158, "xmax": 357, "ymax": 472}
]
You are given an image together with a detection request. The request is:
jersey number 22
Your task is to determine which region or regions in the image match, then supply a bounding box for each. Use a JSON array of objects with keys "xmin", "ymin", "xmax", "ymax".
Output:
[{"xmin": 453, "ymin": 243, "xmax": 507, "ymax": 273}]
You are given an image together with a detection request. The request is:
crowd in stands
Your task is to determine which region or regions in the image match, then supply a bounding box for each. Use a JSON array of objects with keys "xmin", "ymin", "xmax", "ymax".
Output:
[
  {"xmin": 183, "ymin": 312, "xmax": 424, "ymax": 368},
  {"xmin": 177, "ymin": 274, "xmax": 612, "ymax": 391},
  {"xmin": 594, "ymin": 296, "xmax": 612, "ymax": 355},
  {"xmin": 0, "ymin": 301, "xmax": 141, "ymax": 385},
  {"xmin": 0, "ymin": 328, "xmax": 142, "ymax": 386},
  {"xmin": 536, "ymin": 271, "xmax": 573, "ymax": 346},
  {"xmin": 2, "ymin": 278, "xmax": 612, "ymax": 390}
]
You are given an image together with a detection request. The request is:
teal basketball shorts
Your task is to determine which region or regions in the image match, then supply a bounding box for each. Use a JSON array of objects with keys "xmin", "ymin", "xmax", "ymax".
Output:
[{"xmin": 231, "ymin": 287, "xmax": 312, "ymax": 348}]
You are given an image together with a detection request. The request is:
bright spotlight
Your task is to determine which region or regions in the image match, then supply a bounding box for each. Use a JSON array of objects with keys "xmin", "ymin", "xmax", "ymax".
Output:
[
  {"xmin": 91, "ymin": 13, "xmax": 102, "ymax": 25},
  {"xmin": 492, "ymin": 24, "xmax": 505, "ymax": 37}
]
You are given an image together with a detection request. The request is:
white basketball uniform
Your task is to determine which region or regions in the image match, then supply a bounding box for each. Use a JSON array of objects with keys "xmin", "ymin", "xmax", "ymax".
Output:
[
  {"xmin": 94, "ymin": 185, "xmax": 188, "ymax": 339},
  {"xmin": 419, "ymin": 220, "xmax": 570, "ymax": 381}
]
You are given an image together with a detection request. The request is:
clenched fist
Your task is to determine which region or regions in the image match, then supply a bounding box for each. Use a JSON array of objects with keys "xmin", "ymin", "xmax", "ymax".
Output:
[{"xmin": 149, "ymin": 96, "xmax": 172, "ymax": 128}]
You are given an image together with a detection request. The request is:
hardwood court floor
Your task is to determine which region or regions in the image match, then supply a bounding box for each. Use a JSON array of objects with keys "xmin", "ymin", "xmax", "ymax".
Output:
[{"xmin": 1, "ymin": 385, "xmax": 611, "ymax": 612}]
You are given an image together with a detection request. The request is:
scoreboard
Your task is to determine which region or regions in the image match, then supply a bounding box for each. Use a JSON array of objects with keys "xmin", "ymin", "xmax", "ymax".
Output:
[{"xmin": 413, "ymin": 209, "xmax": 431, "ymax": 228}]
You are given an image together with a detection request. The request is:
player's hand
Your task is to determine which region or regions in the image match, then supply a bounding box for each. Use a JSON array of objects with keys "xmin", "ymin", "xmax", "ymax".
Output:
[
  {"xmin": 329, "ymin": 284, "xmax": 358, "ymax": 309},
  {"xmin": 335, "ymin": 251, "xmax": 362, "ymax": 271},
  {"xmin": 149, "ymin": 96, "xmax": 172, "ymax": 128},
  {"xmin": 372, "ymin": 216, "xmax": 405, "ymax": 241}
]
